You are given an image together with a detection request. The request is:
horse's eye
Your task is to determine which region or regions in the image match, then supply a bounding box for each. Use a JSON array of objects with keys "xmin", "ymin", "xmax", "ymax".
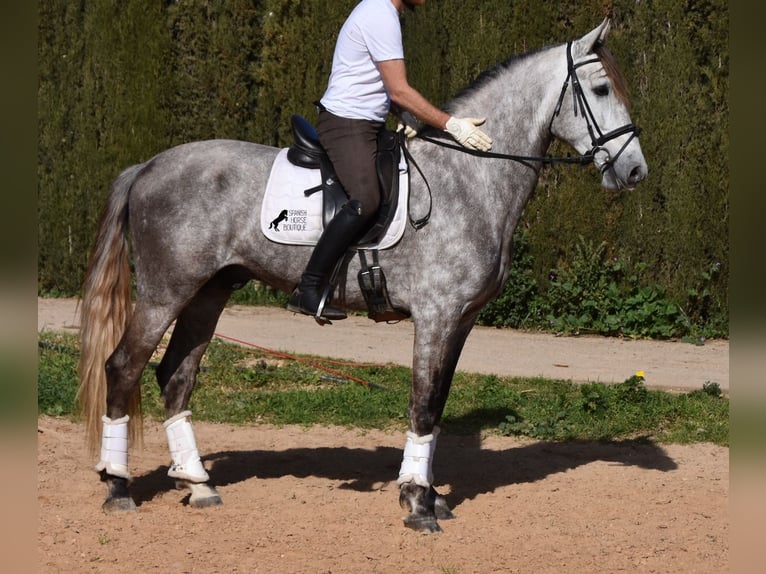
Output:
[{"xmin": 593, "ymin": 84, "xmax": 610, "ymax": 97}]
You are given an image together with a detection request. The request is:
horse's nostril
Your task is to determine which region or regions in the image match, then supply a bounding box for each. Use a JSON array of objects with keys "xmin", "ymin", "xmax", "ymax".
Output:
[{"xmin": 629, "ymin": 164, "xmax": 646, "ymax": 183}]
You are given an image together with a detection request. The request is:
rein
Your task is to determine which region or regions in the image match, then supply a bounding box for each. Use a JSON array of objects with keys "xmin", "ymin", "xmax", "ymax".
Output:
[{"xmin": 417, "ymin": 133, "xmax": 594, "ymax": 170}]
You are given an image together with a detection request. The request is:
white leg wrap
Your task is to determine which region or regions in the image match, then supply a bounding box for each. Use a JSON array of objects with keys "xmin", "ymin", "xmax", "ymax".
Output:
[
  {"xmin": 397, "ymin": 426, "xmax": 440, "ymax": 488},
  {"xmin": 95, "ymin": 415, "xmax": 131, "ymax": 479},
  {"xmin": 163, "ymin": 410, "xmax": 209, "ymax": 483}
]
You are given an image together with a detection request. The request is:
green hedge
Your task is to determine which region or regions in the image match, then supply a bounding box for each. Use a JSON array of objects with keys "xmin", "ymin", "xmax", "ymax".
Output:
[{"xmin": 37, "ymin": 0, "xmax": 728, "ymax": 337}]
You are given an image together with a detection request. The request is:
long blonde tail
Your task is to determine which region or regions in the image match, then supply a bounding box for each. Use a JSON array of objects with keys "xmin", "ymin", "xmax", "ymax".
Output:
[{"xmin": 77, "ymin": 164, "xmax": 145, "ymax": 453}]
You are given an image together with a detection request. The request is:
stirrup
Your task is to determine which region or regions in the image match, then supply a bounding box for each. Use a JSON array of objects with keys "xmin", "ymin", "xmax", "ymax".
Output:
[
  {"xmin": 312, "ymin": 252, "xmax": 352, "ymax": 324},
  {"xmin": 286, "ymin": 284, "xmax": 347, "ymax": 325},
  {"xmin": 357, "ymin": 250, "xmax": 410, "ymax": 322},
  {"xmin": 314, "ymin": 285, "xmax": 334, "ymax": 326}
]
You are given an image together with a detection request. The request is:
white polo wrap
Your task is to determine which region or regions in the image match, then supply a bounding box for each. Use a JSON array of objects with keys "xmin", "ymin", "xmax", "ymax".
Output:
[
  {"xmin": 397, "ymin": 426, "xmax": 440, "ymax": 488},
  {"xmin": 95, "ymin": 414, "xmax": 131, "ymax": 479},
  {"xmin": 163, "ymin": 410, "xmax": 209, "ymax": 483}
]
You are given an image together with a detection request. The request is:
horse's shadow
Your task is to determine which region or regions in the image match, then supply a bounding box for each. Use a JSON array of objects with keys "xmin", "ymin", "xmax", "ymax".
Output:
[{"xmin": 129, "ymin": 416, "xmax": 677, "ymax": 509}]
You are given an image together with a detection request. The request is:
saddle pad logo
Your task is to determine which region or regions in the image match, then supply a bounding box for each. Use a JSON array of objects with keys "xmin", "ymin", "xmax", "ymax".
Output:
[
  {"xmin": 268, "ymin": 208, "xmax": 308, "ymax": 232},
  {"xmin": 268, "ymin": 209, "xmax": 289, "ymax": 231}
]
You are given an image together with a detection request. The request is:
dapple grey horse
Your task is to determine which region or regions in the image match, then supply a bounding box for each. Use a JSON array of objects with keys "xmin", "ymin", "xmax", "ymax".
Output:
[{"xmin": 78, "ymin": 19, "xmax": 647, "ymax": 532}]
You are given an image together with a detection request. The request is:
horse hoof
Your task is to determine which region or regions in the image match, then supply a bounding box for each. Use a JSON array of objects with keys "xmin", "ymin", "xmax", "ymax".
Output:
[
  {"xmin": 189, "ymin": 493, "xmax": 223, "ymax": 508},
  {"xmin": 102, "ymin": 496, "xmax": 137, "ymax": 514},
  {"xmin": 187, "ymin": 482, "xmax": 223, "ymax": 508},
  {"xmin": 434, "ymin": 494, "xmax": 454, "ymax": 520},
  {"xmin": 403, "ymin": 514, "xmax": 442, "ymax": 533}
]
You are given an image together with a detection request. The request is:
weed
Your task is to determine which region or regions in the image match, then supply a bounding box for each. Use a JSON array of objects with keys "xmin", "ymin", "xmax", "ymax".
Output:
[
  {"xmin": 580, "ymin": 383, "xmax": 609, "ymax": 415},
  {"xmin": 37, "ymin": 334, "xmax": 80, "ymax": 417},
  {"xmin": 687, "ymin": 381, "xmax": 723, "ymax": 399},
  {"xmin": 227, "ymin": 281, "xmax": 289, "ymax": 307}
]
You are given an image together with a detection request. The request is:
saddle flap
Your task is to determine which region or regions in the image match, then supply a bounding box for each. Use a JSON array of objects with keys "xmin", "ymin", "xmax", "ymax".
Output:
[{"xmin": 357, "ymin": 129, "xmax": 402, "ymax": 245}]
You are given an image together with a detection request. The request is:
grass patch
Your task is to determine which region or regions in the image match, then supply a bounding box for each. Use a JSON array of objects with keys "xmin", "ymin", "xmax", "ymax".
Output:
[{"xmin": 38, "ymin": 331, "xmax": 728, "ymax": 446}]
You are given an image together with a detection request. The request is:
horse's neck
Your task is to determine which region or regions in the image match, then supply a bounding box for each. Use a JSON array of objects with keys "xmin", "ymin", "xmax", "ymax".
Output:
[
  {"xmin": 447, "ymin": 46, "xmax": 564, "ymax": 161},
  {"xmin": 408, "ymin": 48, "xmax": 566, "ymax": 246}
]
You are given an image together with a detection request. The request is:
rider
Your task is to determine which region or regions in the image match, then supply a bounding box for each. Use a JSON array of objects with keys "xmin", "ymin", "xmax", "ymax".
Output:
[{"xmin": 287, "ymin": 0, "xmax": 493, "ymax": 321}]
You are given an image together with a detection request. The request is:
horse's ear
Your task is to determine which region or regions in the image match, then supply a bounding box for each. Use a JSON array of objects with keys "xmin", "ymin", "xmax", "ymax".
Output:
[{"xmin": 572, "ymin": 18, "xmax": 611, "ymax": 58}]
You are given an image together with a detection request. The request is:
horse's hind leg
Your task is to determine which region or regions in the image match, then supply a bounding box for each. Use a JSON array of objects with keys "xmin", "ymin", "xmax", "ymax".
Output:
[
  {"xmin": 155, "ymin": 277, "xmax": 236, "ymax": 508},
  {"xmin": 100, "ymin": 302, "xmax": 179, "ymax": 513}
]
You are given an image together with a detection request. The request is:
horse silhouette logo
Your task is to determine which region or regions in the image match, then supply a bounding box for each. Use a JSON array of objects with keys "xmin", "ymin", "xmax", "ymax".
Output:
[{"xmin": 269, "ymin": 209, "xmax": 289, "ymax": 231}]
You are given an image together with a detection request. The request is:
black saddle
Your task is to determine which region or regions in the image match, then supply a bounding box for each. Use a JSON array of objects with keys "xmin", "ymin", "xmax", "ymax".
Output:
[{"xmin": 286, "ymin": 114, "xmax": 401, "ymax": 246}]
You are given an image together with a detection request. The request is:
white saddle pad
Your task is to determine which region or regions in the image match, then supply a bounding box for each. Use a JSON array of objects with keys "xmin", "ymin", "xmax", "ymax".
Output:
[{"xmin": 260, "ymin": 149, "xmax": 409, "ymax": 250}]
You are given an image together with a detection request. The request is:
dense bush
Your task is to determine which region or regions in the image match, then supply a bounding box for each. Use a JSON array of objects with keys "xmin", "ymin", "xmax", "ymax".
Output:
[{"xmin": 477, "ymin": 230, "xmax": 727, "ymax": 339}]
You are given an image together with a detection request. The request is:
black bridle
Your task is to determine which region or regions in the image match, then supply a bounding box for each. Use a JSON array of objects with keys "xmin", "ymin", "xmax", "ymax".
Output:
[
  {"xmin": 416, "ymin": 41, "xmax": 641, "ymax": 173},
  {"xmin": 552, "ymin": 41, "xmax": 641, "ymax": 176}
]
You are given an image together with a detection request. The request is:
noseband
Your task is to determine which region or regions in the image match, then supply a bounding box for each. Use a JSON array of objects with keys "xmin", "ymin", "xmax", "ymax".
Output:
[{"xmin": 550, "ymin": 41, "xmax": 641, "ymax": 175}]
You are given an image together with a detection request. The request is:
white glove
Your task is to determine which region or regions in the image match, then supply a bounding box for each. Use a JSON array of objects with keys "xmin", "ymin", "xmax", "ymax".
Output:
[
  {"xmin": 445, "ymin": 116, "xmax": 493, "ymax": 151},
  {"xmin": 396, "ymin": 110, "xmax": 419, "ymax": 138},
  {"xmin": 397, "ymin": 121, "xmax": 418, "ymax": 139}
]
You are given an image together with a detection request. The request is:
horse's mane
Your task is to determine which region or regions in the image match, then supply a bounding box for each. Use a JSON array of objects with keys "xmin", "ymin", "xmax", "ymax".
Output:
[
  {"xmin": 444, "ymin": 50, "xmax": 538, "ymax": 113},
  {"xmin": 443, "ymin": 41, "xmax": 629, "ymax": 113}
]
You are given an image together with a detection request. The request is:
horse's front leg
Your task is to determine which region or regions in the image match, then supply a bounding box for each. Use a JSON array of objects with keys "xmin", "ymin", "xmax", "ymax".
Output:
[
  {"xmin": 397, "ymin": 429, "xmax": 455, "ymax": 532},
  {"xmin": 398, "ymin": 318, "xmax": 475, "ymax": 532}
]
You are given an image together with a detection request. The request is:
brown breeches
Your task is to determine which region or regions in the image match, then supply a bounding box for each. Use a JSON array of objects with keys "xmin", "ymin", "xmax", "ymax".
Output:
[{"xmin": 316, "ymin": 109, "xmax": 384, "ymax": 221}]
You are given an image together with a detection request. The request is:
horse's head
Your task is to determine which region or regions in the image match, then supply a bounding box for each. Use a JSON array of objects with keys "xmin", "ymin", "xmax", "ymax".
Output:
[{"xmin": 550, "ymin": 19, "xmax": 648, "ymax": 190}]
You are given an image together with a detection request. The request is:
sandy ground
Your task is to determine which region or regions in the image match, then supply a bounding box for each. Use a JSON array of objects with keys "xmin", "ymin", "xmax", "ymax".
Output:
[{"xmin": 37, "ymin": 298, "xmax": 729, "ymax": 573}]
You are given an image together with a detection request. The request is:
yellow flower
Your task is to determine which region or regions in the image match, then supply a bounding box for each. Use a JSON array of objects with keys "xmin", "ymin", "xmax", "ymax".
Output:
[{"xmin": 635, "ymin": 370, "xmax": 645, "ymax": 379}]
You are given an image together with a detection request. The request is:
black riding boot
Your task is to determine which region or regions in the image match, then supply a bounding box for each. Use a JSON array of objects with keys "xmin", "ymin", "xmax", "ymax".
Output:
[{"xmin": 287, "ymin": 200, "xmax": 370, "ymax": 321}]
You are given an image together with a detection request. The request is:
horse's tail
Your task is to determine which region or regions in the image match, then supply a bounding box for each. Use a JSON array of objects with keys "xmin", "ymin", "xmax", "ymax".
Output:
[{"xmin": 77, "ymin": 163, "xmax": 145, "ymax": 454}]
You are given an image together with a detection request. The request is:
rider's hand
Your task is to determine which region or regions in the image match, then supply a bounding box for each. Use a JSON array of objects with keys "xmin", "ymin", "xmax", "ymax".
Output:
[
  {"xmin": 396, "ymin": 109, "xmax": 420, "ymax": 139},
  {"xmin": 397, "ymin": 122, "xmax": 418, "ymax": 138},
  {"xmin": 445, "ymin": 116, "xmax": 493, "ymax": 151}
]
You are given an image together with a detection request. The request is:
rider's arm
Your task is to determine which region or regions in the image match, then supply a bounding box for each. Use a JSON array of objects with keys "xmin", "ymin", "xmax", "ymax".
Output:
[
  {"xmin": 377, "ymin": 59, "xmax": 449, "ymax": 129},
  {"xmin": 378, "ymin": 59, "xmax": 492, "ymax": 151}
]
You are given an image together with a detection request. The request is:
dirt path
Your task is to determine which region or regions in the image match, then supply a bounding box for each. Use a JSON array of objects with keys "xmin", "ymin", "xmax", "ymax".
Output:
[
  {"xmin": 37, "ymin": 298, "xmax": 729, "ymax": 572},
  {"xmin": 37, "ymin": 297, "xmax": 728, "ymax": 392}
]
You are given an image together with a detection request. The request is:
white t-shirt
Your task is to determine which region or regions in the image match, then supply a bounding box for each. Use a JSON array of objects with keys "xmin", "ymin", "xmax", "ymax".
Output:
[{"xmin": 320, "ymin": 0, "xmax": 403, "ymax": 122}]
